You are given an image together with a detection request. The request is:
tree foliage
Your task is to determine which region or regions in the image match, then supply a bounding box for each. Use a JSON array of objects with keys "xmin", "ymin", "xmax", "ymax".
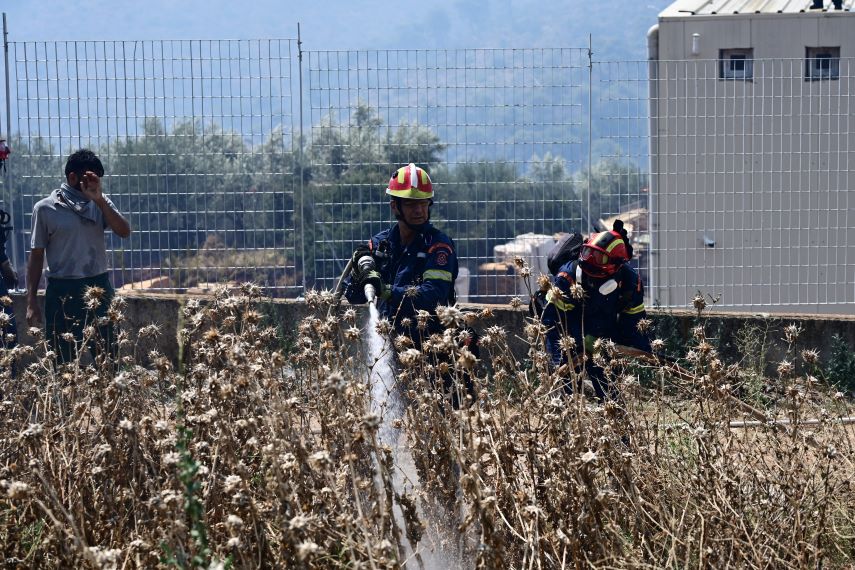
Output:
[{"xmin": 6, "ymin": 104, "xmax": 644, "ymax": 293}]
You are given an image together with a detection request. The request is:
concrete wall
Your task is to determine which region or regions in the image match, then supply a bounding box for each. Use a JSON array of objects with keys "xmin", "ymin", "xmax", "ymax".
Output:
[
  {"xmin": 651, "ymin": 10, "xmax": 855, "ymax": 313},
  {"xmin": 11, "ymin": 293, "xmax": 854, "ymax": 376}
]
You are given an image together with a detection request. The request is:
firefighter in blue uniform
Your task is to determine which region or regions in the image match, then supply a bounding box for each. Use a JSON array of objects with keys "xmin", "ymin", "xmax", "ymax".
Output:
[
  {"xmin": 345, "ymin": 163, "xmax": 457, "ymax": 344},
  {"xmin": 542, "ymin": 220, "xmax": 650, "ymax": 400}
]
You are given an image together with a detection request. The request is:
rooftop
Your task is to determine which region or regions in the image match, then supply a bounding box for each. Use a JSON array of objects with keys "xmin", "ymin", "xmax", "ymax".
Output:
[{"xmin": 660, "ymin": 0, "xmax": 854, "ymax": 18}]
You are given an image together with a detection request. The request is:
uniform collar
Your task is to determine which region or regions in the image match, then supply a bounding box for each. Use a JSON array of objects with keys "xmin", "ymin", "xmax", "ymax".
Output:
[{"xmin": 389, "ymin": 223, "xmax": 432, "ymax": 249}]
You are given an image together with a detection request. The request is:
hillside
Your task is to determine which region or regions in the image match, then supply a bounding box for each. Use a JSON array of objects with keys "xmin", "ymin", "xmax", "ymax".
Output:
[{"xmin": 9, "ymin": 1, "xmax": 670, "ymax": 59}]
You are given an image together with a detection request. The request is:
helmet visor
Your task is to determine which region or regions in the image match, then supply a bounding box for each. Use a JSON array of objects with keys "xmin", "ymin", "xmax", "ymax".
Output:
[{"xmin": 579, "ymin": 245, "xmax": 618, "ymax": 277}]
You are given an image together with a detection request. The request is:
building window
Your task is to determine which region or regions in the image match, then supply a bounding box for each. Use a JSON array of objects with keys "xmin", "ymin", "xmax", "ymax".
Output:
[
  {"xmin": 719, "ymin": 49, "xmax": 753, "ymax": 80},
  {"xmin": 805, "ymin": 47, "xmax": 840, "ymax": 80}
]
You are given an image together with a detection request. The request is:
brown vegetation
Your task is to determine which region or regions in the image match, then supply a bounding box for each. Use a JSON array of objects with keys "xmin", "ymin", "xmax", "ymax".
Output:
[{"xmin": 1, "ymin": 283, "xmax": 854, "ymax": 569}]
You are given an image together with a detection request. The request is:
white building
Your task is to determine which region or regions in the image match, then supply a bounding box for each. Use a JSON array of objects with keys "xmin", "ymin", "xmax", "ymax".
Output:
[{"xmin": 649, "ymin": 0, "xmax": 855, "ymax": 314}]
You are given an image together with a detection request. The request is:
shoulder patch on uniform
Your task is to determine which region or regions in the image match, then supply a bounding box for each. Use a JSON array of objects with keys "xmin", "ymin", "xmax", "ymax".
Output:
[
  {"xmin": 436, "ymin": 251, "xmax": 449, "ymax": 266},
  {"xmin": 428, "ymin": 242, "xmax": 453, "ymax": 254}
]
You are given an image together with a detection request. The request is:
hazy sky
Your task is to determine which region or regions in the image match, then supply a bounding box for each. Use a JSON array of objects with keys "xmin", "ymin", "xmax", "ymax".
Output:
[{"xmin": 3, "ymin": 1, "xmax": 671, "ymax": 55}]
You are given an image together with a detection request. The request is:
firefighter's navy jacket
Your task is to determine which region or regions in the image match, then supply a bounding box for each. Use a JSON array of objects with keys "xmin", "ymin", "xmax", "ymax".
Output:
[
  {"xmin": 542, "ymin": 259, "xmax": 651, "ymax": 366},
  {"xmin": 344, "ymin": 223, "xmax": 457, "ymax": 336}
]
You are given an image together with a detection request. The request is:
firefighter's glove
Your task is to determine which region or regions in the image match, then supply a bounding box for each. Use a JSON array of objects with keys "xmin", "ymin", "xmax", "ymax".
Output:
[
  {"xmin": 584, "ymin": 334, "xmax": 596, "ymax": 355},
  {"xmin": 362, "ymin": 270, "xmax": 384, "ymax": 294},
  {"xmin": 351, "ymin": 245, "xmax": 372, "ymax": 268},
  {"xmin": 0, "ymin": 260, "xmax": 16, "ymax": 289},
  {"xmin": 350, "ymin": 246, "xmax": 374, "ymax": 281}
]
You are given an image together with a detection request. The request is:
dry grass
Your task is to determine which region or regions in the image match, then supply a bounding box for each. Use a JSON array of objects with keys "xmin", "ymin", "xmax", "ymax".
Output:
[{"xmin": 1, "ymin": 282, "xmax": 854, "ymax": 569}]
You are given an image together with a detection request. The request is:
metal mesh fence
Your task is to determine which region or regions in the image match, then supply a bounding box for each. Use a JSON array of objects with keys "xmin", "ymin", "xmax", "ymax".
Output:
[
  {"xmin": 1, "ymin": 29, "xmax": 853, "ymax": 312},
  {"xmin": 305, "ymin": 48, "xmax": 589, "ymax": 302},
  {"xmin": 5, "ymin": 38, "xmax": 298, "ymax": 294},
  {"xmin": 649, "ymin": 57, "xmax": 854, "ymax": 313},
  {"xmin": 590, "ymin": 59, "xmax": 653, "ymax": 296}
]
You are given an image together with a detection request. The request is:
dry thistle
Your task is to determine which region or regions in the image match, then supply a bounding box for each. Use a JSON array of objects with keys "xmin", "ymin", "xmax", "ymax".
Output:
[
  {"xmin": 138, "ymin": 323, "xmax": 160, "ymax": 338},
  {"xmin": 580, "ymin": 450, "xmax": 598, "ymax": 464},
  {"xmin": 537, "ymin": 274, "xmax": 551, "ymax": 291},
  {"xmin": 398, "ymin": 348, "xmax": 423, "ymax": 368},
  {"xmin": 344, "ymin": 326, "xmax": 361, "ymax": 341},
  {"xmin": 784, "ymin": 323, "xmax": 802, "ymax": 344},
  {"xmin": 83, "ymin": 285, "xmax": 106, "ymax": 310},
  {"xmin": 416, "ymin": 310, "xmax": 431, "ymax": 330},
  {"xmin": 558, "ymin": 335, "xmax": 576, "ymax": 352},
  {"xmin": 457, "ymin": 348, "xmax": 478, "ymax": 370},
  {"xmin": 297, "ymin": 541, "xmax": 319, "ymax": 561},
  {"xmin": 692, "ymin": 292, "xmax": 706, "ymax": 313},
  {"xmin": 393, "ymin": 334, "xmax": 414, "ymax": 351},
  {"xmin": 436, "ymin": 305, "xmax": 464, "ymax": 328},
  {"xmin": 524, "ymin": 322, "xmax": 545, "ymax": 341},
  {"xmin": 777, "ymin": 360, "xmax": 794, "ymax": 377},
  {"xmin": 486, "ymin": 325, "xmax": 507, "ymax": 339},
  {"xmin": 801, "ymin": 349, "xmax": 819, "ymax": 365},
  {"xmin": 308, "ymin": 451, "xmax": 331, "ymax": 470}
]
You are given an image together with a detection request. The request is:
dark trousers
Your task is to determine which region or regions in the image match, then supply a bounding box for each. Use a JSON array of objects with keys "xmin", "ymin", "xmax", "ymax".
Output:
[
  {"xmin": 565, "ymin": 362, "xmax": 619, "ymax": 401},
  {"xmin": 45, "ymin": 273, "xmax": 115, "ymax": 364}
]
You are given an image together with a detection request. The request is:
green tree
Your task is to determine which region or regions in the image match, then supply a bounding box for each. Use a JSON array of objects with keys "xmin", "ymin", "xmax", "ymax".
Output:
[{"xmin": 106, "ymin": 117, "xmax": 299, "ymax": 290}]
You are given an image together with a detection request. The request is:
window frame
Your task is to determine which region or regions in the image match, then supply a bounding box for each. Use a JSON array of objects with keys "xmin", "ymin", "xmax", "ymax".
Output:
[
  {"xmin": 805, "ymin": 46, "xmax": 841, "ymax": 81},
  {"xmin": 719, "ymin": 48, "xmax": 754, "ymax": 81}
]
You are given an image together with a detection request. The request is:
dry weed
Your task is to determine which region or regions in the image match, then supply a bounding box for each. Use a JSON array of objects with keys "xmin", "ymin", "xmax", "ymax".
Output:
[{"xmin": 1, "ymin": 284, "xmax": 853, "ymax": 568}]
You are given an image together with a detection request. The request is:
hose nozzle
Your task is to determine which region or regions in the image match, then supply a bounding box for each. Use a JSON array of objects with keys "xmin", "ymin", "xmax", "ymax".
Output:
[
  {"xmin": 357, "ymin": 255, "xmax": 376, "ymax": 273},
  {"xmin": 364, "ymin": 283, "xmax": 377, "ymax": 304},
  {"xmin": 358, "ymin": 255, "xmax": 379, "ymax": 304}
]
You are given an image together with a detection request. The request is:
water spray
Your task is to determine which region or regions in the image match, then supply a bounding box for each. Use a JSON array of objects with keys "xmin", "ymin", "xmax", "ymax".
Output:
[{"xmin": 353, "ymin": 248, "xmax": 459, "ymax": 567}]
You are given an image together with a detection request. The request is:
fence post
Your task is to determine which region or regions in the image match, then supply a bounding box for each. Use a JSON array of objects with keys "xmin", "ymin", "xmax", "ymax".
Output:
[
  {"xmin": 2, "ymin": 13, "xmax": 19, "ymax": 274},
  {"xmin": 586, "ymin": 34, "xmax": 593, "ymax": 233},
  {"xmin": 297, "ymin": 23, "xmax": 306, "ymax": 293},
  {"xmin": 647, "ymin": 27, "xmax": 659, "ymax": 305}
]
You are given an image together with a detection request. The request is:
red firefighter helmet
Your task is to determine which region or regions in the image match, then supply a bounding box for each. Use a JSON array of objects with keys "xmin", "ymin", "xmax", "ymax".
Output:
[
  {"xmin": 386, "ymin": 163, "xmax": 433, "ymax": 200},
  {"xmin": 578, "ymin": 230, "xmax": 630, "ymax": 278}
]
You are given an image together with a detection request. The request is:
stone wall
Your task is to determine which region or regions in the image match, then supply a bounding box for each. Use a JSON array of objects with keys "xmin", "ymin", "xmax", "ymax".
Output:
[{"xmin": 11, "ymin": 293, "xmax": 855, "ymax": 375}]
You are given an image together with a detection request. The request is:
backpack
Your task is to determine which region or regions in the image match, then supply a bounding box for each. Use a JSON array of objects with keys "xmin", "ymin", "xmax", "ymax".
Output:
[
  {"xmin": 530, "ymin": 231, "xmax": 584, "ymax": 318},
  {"xmin": 546, "ymin": 232, "xmax": 584, "ymax": 276}
]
